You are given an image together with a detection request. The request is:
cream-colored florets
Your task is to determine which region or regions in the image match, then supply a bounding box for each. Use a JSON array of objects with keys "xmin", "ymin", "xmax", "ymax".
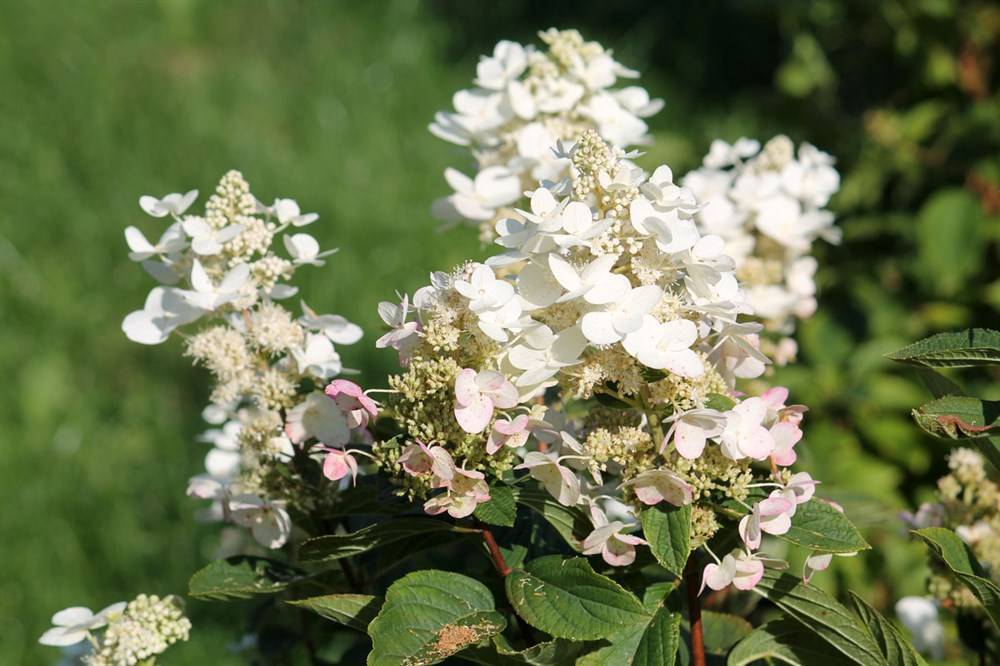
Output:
[{"xmin": 85, "ymin": 595, "xmax": 191, "ymax": 666}]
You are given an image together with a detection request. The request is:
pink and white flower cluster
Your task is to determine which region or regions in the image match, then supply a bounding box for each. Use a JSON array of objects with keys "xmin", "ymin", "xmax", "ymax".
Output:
[
  {"xmin": 122, "ymin": 172, "xmax": 364, "ymax": 551},
  {"xmin": 378, "ymin": 130, "xmax": 837, "ymax": 585},
  {"xmin": 430, "ymin": 29, "xmax": 662, "ymax": 238}
]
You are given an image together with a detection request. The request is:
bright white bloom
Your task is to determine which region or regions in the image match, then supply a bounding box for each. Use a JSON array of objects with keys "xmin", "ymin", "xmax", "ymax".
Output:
[
  {"xmin": 290, "ymin": 333, "xmax": 343, "ymax": 379},
  {"xmin": 139, "ymin": 190, "xmax": 198, "ymax": 218},
  {"xmin": 229, "ymin": 493, "xmax": 292, "ymax": 549},
  {"xmin": 39, "ymin": 603, "xmax": 127, "ymax": 646},
  {"xmin": 433, "ymin": 167, "xmax": 521, "ymax": 222},
  {"xmin": 285, "ymin": 392, "xmax": 350, "ymax": 446},
  {"xmin": 182, "ymin": 216, "xmax": 243, "ymax": 256},
  {"xmin": 284, "ymin": 233, "xmax": 337, "ymax": 266},
  {"xmin": 623, "ymin": 316, "xmax": 704, "ymax": 377},
  {"xmin": 273, "ymin": 198, "xmax": 318, "ymax": 227},
  {"xmin": 124, "ymin": 223, "xmax": 187, "ymax": 262},
  {"xmin": 430, "ymin": 29, "xmax": 662, "ymax": 237},
  {"xmin": 181, "ymin": 260, "xmax": 250, "ymax": 311}
]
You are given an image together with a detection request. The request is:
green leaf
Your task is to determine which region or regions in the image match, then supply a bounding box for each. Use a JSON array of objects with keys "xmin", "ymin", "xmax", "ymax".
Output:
[
  {"xmin": 299, "ymin": 518, "xmax": 464, "ymax": 563},
  {"xmin": 705, "ymin": 392, "xmax": 737, "ymax": 411},
  {"xmin": 458, "ymin": 635, "xmax": 586, "ymax": 665},
  {"xmin": 505, "ymin": 556, "xmax": 648, "ymax": 640},
  {"xmin": 700, "ymin": 611, "xmax": 752, "ymax": 656},
  {"xmin": 751, "ymin": 570, "xmax": 887, "ymax": 665},
  {"xmin": 915, "ymin": 368, "xmax": 964, "ymax": 398},
  {"xmin": 577, "ymin": 604, "xmax": 681, "ymax": 666},
  {"xmin": 846, "ymin": 592, "xmax": 927, "ymax": 666},
  {"xmin": 915, "ymin": 190, "xmax": 986, "ymax": 297},
  {"xmin": 914, "ymin": 527, "xmax": 1000, "ymax": 631},
  {"xmin": 911, "ymin": 395, "xmax": 1000, "ymax": 439},
  {"xmin": 640, "ymin": 503, "xmax": 691, "ymax": 576},
  {"xmin": 727, "ymin": 618, "xmax": 856, "ymax": 666},
  {"xmin": 287, "ymin": 594, "xmax": 382, "ymax": 632},
  {"xmin": 887, "ymin": 328, "xmax": 1000, "ymax": 368},
  {"xmin": 776, "ymin": 499, "xmax": 870, "ymax": 554},
  {"xmin": 512, "ymin": 487, "xmax": 589, "ymax": 551},
  {"xmin": 367, "ymin": 570, "xmax": 506, "ymax": 666},
  {"xmin": 188, "ymin": 556, "xmax": 305, "ymax": 601},
  {"xmin": 474, "ymin": 484, "xmax": 516, "ymax": 527}
]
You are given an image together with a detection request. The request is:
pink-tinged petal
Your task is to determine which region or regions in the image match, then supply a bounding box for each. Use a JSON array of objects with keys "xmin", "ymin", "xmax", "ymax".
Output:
[
  {"xmin": 739, "ymin": 514, "xmax": 761, "ymax": 550},
  {"xmin": 582, "ymin": 524, "xmax": 618, "ymax": 553},
  {"xmin": 486, "ymin": 430, "xmax": 504, "ymax": 455},
  {"xmin": 739, "ymin": 425, "xmax": 774, "ymax": 460},
  {"xmin": 454, "ymin": 394, "xmax": 494, "ymax": 433},
  {"xmin": 284, "ymin": 419, "xmax": 308, "ymax": 444},
  {"xmin": 494, "ymin": 414, "xmax": 529, "ymax": 435},
  {"xmin": 761, "ymin": 511, "xmax": 792, "ymax": 536},
  {"xmin": 429, "ymin": 447, "xmax": 457, "ymax": 483},
  {"xmin": 803, "ymin": 553, "xmax": 833, "ymax": 584},
  {"xmin": 454, "ymin": 368, "xmax": 480, "ymax": 406},
  {"xmin": 398, "ymin": 443, "xmax": 432, "ymax": 476},
  {"xmin": 734, "ymin": 397, "xmax": 767, "ymax": 425},
  {"xmin": 322, "ymin": 450, "xmax": 352, "ymax": 482},
  {"xmin": 634, "ymin": 484, "xmax": 665, "ymax": 505},
  {"xmin": 732, "ymin": 559, "xmax": 764, "ymax": 590},
  {"xmin": 489, "ymin": 379, "xmax": 519, "ymax": 409},
  {"xmin": 701, "ymin": 557, "xmax": 735, "ymax": 593},
  {"xmin": 616, "ymin": 533, "xmax": 648, "ymax": 546},
  {"xmin": 760, "ymin": 386, "xmax": 789, "ymax": 411},
  {"xmin": 759, "ymin": 496, "xmax": 794, "ymax": 517},
  {"xmin": 674, "ymin": 420, "xmax": 707, "ymax": 459},
  {"xmin": 770, "ymin": 422, "xmax": 802, "ymax": 466},
  {"xmin": 603, "ymin": 538, "xmax": 637, "ymax": 567},
  {"xmin": 474, "ymin": 369, "xmax": 507, "ymax": 393}
]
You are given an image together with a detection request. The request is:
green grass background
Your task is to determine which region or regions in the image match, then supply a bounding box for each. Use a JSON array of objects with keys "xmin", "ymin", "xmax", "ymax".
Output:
[{"xmin": 2, "ymin": 1, "xmax": 997, "ymax": 664}]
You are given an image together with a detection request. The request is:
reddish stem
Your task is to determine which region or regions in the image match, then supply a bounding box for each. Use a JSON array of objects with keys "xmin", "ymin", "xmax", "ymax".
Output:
[
  {"xmin": 481, "ymin": 528, "xmax": 511, "ymax": 577},
  {"xmin": 685, "ymin": 557, "xmax": 707, "ymax": 666}
]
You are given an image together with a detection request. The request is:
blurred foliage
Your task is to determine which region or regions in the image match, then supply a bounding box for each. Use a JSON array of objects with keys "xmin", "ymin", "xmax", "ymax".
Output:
[{"xmin": 1, "ymin": 0, "xmax": 998, "ymax": 664}]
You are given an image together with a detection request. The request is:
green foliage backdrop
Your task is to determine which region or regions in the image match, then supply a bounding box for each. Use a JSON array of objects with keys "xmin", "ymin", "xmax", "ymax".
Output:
[{"xmin": 1, "ymin": 1, "xmax": 996, "ymax": 663}]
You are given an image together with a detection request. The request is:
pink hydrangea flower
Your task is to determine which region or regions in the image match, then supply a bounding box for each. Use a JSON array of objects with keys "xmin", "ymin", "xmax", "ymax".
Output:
[
  {"xmin": 454, "ymin": 368, "xmax": 518, "ymax": 433},
  {"xmin": 324, "ymin": 380, "xmax": 378, "ymax": 430},
  {"xmin": 623, "ymin": 469, "xmax": 693, "ymax": 507},
  {"xmin": 739, "ymin": 491, "xmax": 795, "ymax": 550},
  {"xmin": 423, "ymin": 467, "xmax": 491, "ymax": 518},
  {"xmin": 322, "ymin": 449, "xmax": 358, "ymax": 485},
  {"xmin": 487, "ymin": 414, "xmax": 530, "ymax": 454},
  {"xmin": 582, "ymin": 506, "xmax": 648, "ymax": 567},
  {"xmin": 397, "ymin": 440, "xmax": 456, "ymax": 484},
  {"xmin": 701, "ymin": 549, "xmax": 765, "ymax": 593},
  {"xmin": 721, "ymin": 397, "xmax": 775, "ymax": 460}
]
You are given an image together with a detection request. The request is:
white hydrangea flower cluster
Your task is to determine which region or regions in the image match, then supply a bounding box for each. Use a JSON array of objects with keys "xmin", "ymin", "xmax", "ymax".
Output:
[
  {"xmin": 430, "ymin": 29, "xmax": 663, "ymax": 240},
  {"xmin": 121, "ymin": 171, "xmax": 366, "ymax": 550},
  {"xmin": 681, "ymin": 136, "xmax": 841, "ymax": 361},
  {"xmin": 39, "ymin": 595, "xmax": 190, "ymax": 666},
  {"xmin": 374, "ymin": 130, "xmax": 826, "ymax": 589},
  {"xmin": 904, "ymin": 447, "xmax": 1000, "ymax": 611}
]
